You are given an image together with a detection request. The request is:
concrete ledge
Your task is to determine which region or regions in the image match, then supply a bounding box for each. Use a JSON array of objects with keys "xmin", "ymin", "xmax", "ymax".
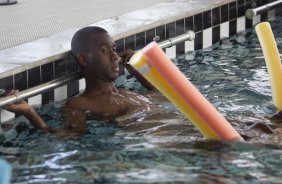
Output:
[{"xmin": 0, "ymin": 0, "xmax": 234, "ymax": 79}]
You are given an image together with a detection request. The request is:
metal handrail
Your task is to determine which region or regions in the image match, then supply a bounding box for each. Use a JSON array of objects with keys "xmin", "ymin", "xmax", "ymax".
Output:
[
  {"xmin": 0, "ymin": 71, "xmax": 83, "ymax": 108},
  {"xmin": 0, "ymin": 30, "xmax": 195, "ymax": 108},
  {"xmin": 245, "ymin": 0, "xmax": 282, "ymax": 19}
]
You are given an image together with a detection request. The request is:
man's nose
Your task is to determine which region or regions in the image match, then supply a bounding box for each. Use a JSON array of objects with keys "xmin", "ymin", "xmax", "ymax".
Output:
[{"xmin": 111, "ymin": 51, "xmax": 119, "ymax": 62}]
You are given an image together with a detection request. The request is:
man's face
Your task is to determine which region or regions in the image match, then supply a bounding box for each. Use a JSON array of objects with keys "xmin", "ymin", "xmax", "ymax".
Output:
[{"xmin": 85, "ymin": 32, "xmax": 119, "ymax": 82}]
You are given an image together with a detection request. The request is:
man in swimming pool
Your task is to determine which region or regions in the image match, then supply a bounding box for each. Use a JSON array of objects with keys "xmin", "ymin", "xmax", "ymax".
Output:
[
  {"xmin": 2, "ymin": 26, "xmax": 272, "ymax": 138},
  {"xmin": 3, "ymin": 26, "xmax": 155, "ymax": 133}
]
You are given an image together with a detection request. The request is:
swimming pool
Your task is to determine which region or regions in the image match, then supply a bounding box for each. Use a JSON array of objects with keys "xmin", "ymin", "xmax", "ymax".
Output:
[{"xmin": 1, "ymin": 13, "xmax": 282, "ymax": 184}]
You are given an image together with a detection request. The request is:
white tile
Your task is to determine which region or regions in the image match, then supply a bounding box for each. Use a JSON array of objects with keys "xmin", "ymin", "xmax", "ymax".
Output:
[
  {"xmin": 253, "ymin": 14, "xmax": 261, "ymax": 26},
  {"xmin": 237, "ymin": 16, "xmax": 246, "ymax": 33},
  {"xmin": 268, "ymin": 9, "xmax": 275, "ymax": 21},
  {"xmin": 28, "ymin": 94, "xmax": 42, "ymax": 106},
  {"xmin": 203, "ymin": 28, "xmax": 212, "ymax": 49},
  {"xmin": 220, "ymin": 22, "xmax": 229, "ymax": 39},
  {"xmin": 79, "ymin": 78, "xmax": 86, "ymax": 91},
  {"xmin": 165, "ymin": 45, "xmax": 176, "ymax": 59},
  {"xmin": 54, "ymin": 85, "xmax": 67, "ymax": 101},
  {"xmin": 185, "ymin": 40, "xmax": 194, "ymax": 51},
  {"xmin": 185, "ymin": 52, "xmax": 195, "ymax": 61},
  {"xmin": 0, "ymin": 110, "xmax": 15, "ymax": 123}
]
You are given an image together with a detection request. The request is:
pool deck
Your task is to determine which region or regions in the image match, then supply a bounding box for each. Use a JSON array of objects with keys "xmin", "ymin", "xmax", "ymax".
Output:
[
  {"xmin": 0, "ymin": 0, "xmax": 168, "ymax": 50},
  {"xmin": 0, "ymin": 0, "xmax": 234, "ymax": 79}
]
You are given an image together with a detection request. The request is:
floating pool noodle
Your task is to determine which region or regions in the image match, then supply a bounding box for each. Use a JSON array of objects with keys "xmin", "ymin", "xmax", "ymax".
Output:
[
  {"xmin": 130, "ymin": 51, "xmax": 220, "ymax": 140},
  {"xmin": 130, "ymin": 42, "xmax": 242, "ymax": 141},
  {"xmin": 255, "ymin": 22, "xmax": 282, "ymax": 110}
]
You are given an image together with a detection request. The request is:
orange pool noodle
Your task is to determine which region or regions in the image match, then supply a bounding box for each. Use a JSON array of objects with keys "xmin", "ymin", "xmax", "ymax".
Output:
[
  {"xmin": 129, "ymin": 51, "xmax": 220, "ymax": 140},
  {"xmin": 142, "ymin": 42, "xmax": 242, "ymax": 141}
]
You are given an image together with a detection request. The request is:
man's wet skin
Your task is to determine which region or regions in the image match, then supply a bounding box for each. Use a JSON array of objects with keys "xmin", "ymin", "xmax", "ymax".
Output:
[
  {"xmin": 1, "ymin": 26, "xmax": 179, "ymax": 137},
  {"xmin": 64, "ymin": 90, "xmax": 151, "ymax": 124},
  {"xmin": 63, "ymin": 90, "xmax": 185, "ymax": 136},
  {"xmin": 62, "ymin": 27, "xmax": 182, "ymax": 134}
]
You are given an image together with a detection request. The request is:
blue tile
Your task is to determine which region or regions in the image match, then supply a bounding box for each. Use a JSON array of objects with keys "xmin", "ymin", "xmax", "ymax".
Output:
[
  {"xmin": 212, "ymin": 7, "xmax": 220, "ymax": 26},
  {"xmin": 212, "ymin": 25, "xmax": 220, "ymax": 44},
  {"xmin": 176, "ymin": 42, "xmax": 185, "ymax": 56},
  {"xmin": 135, "ymin": 31, "xmax": 146, "ymax": 50},
  {"xmin": 54, "ymin": 59, "xmax": 67, "ymax": 78},
  {"xmin": 67, "ymin": 80, "xmax": 79, "ymax": 98},
  {"xmin": 41, "ymin": 62, "xmax": 54, "ymax": 83},
  {"xmin": 194, "ymin": 13, "xmax": 203, "ymax": 32},
  {"xmin": 42, "ymin": 91, "xmax": 54, "ymax": 104},
  {"xmin": 261, "ymin": 12, "xmax": 268, "ymax": 21},
  {"xmin": 194, "ymin": 32, "xmax": 203, "ymax": 50},
  {"xmin": 14, "ymin": 71, "xmax": 27, "ymax": 91},
  {"xmin": 66, "ymin": 56, "xmax": 79, "ymax": 74},
  {"xmin": 166, "ymin": 22, "xmax": 176, "ymax": 38},
  {"xmin": 176, "ymin": 19, "xmax": 185, "ymax": 35},
  {"xmin": 229, "ymin": 2, "xmax": 237, "ymax": 20},
  {"xmin": 156, "ymin": 25, "xmax": 166, "ymax": 42},
  {"xmin": 145, "ymin": 28, "xmax": 156, "ymax": 45},
  {"xmin": 229, "ymin": 19, "xmax": 237, "ymax": 37},
  {"xmin": 221, "ymin": 4, "xmax": 229, "ymax": 23},
  {"xmin": 0, "ymin": 76, "xmax": 14, "ymax": 91},
  {"xmin": 28, "ymin": 66, "xmax": 41, "ymax": 88},
  {"xmin": 185, "ymin": 16, "xmax": 194, "ymax": 31},
  {"xmin": 125, "ymin": 35, "xmax": 135, "ymax": 50},
  {"xmin": 237, "ymin": 0, "xmax": 246, "ymax": 17},
  {"xmin": 115, "ymin": 38, "xmax": 125, "ymax": 53},
  {"xmin": 203, "ymin": 10, "xmax": 212, "ymax": 29},
  {"xmin": 245, "ymin": 17, "xmax": 253, "ymax": 28},
  {"xmin": 176, "ymin": 19, "xmax": 185, "ymax": 55}
]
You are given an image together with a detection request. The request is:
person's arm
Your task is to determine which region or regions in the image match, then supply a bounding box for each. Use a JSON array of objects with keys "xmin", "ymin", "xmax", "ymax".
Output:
[
  {"xmin": 63, "ymin": 97, "xmax": 88, "ymax": 135},
  {"xmin": 118, "ymin": 49, "xmax": 155, "ymax": 91},
  {"xmin": 3, "ymin": 90, "xmax": 49, "ymax": 131}
]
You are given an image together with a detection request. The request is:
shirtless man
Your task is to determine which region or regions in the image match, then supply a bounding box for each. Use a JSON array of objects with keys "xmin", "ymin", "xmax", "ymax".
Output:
[
  {"xmin": 3, "ymin": 26, "xmax": 156, "ymax": 134},
  {"xmin": 2, "ymin": 26, "xmax": 271, "ymax": 138}
]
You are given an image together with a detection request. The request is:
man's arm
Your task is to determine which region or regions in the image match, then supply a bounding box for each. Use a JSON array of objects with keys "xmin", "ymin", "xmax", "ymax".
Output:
[
  {"xmin": 63, "ymin": 97, "xmax": 88, "ymax": 135},
  {"xmin": 3, "ymin": 89, "xmax": 49, "ymax": 131},
  {"xmin": 119, "ymin": 49, "xmax": 155, "ymax": 91}
]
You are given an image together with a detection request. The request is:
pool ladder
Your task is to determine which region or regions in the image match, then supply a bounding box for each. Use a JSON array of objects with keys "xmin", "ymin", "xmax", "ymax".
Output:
[
  {"xmin": 245, "ymin": 0, "xmax": 282, "ymax": 19},
  {"xmin": 0, "ymin": 30, "xmax": 195, "ymax": 108}
]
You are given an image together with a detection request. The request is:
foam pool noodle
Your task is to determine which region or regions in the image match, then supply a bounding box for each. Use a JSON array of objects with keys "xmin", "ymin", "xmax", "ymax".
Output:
[
  {"xmin": 130, "ymin": 51, "xmax": 219, "ymax": 140},
  {"xmin": 130, "ymin": 46, "xmax": 242, "ymax": 141},
  {"xmin": 255, "ymin": 22, "xmax": 282, "ymax": 110}
]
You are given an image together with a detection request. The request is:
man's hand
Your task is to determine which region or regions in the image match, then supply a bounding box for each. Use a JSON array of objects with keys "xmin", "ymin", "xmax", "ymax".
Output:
[
  {"xmin": 118, "ymin": 49, "xmax": 135, "ymax": 65},
  {"xmin": 118, "ymin": 49, "xmax": 155, "ymax": 91},
  {"xmin": 1, "ymin": 89, "xmax": 48, "ymax": 130},
  {"xmin": 1, "ymin": 89, "xmax": 32, "ymax": 115}
]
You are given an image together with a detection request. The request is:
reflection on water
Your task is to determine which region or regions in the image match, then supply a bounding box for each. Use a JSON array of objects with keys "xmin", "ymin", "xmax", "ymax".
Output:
[{"xmin": 1, "ymin": 15, "xmax": 282, "ymax": 184}]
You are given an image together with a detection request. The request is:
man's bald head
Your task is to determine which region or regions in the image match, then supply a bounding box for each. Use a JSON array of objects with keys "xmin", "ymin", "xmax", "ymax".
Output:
[{"xmin": 71, "ymin": 26, "xmax": 108, "ymax": 61}]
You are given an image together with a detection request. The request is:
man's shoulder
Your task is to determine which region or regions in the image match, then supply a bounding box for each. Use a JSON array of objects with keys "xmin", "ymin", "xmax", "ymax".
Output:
[
  {"xmin": 118, "ymin": 89, "xmax": 139, "ymax": 95},
  {"xmin": 65, "ymin": 96, "xmax": 86, "ymax": 109}
]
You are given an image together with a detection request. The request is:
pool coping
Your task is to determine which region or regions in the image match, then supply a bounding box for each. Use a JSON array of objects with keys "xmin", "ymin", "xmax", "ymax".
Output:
[{"xmin": 0, "ymin": 0, "xmax": 235, "ymax": 80}]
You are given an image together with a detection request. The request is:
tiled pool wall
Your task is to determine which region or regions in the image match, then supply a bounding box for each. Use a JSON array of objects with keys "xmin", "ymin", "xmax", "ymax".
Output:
[{"xmin": 0, "ymin": 0, "xmax": 280, "ymax": 122}]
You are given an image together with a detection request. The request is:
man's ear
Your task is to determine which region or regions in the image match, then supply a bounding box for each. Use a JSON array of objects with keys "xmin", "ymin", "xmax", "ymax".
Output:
[{"xmin": 77, "ymin": 54, "xmax": 88, "ymax": 68}]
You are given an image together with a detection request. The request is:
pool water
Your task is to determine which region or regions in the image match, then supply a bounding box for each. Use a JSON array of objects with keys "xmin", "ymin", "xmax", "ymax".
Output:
[{"xmin": 2, "ymin": 15, "xmax": 282, "ymax": 183}]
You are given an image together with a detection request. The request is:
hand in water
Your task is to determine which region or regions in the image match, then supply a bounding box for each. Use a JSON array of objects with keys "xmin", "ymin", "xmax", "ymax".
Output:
[
  {"xmin": 1, "ymin": 89, "xmax": 33, "ymax": 115},
  {"xmin": 118, "ymin": 49, "xmax": 135, "ymax": 65}
]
